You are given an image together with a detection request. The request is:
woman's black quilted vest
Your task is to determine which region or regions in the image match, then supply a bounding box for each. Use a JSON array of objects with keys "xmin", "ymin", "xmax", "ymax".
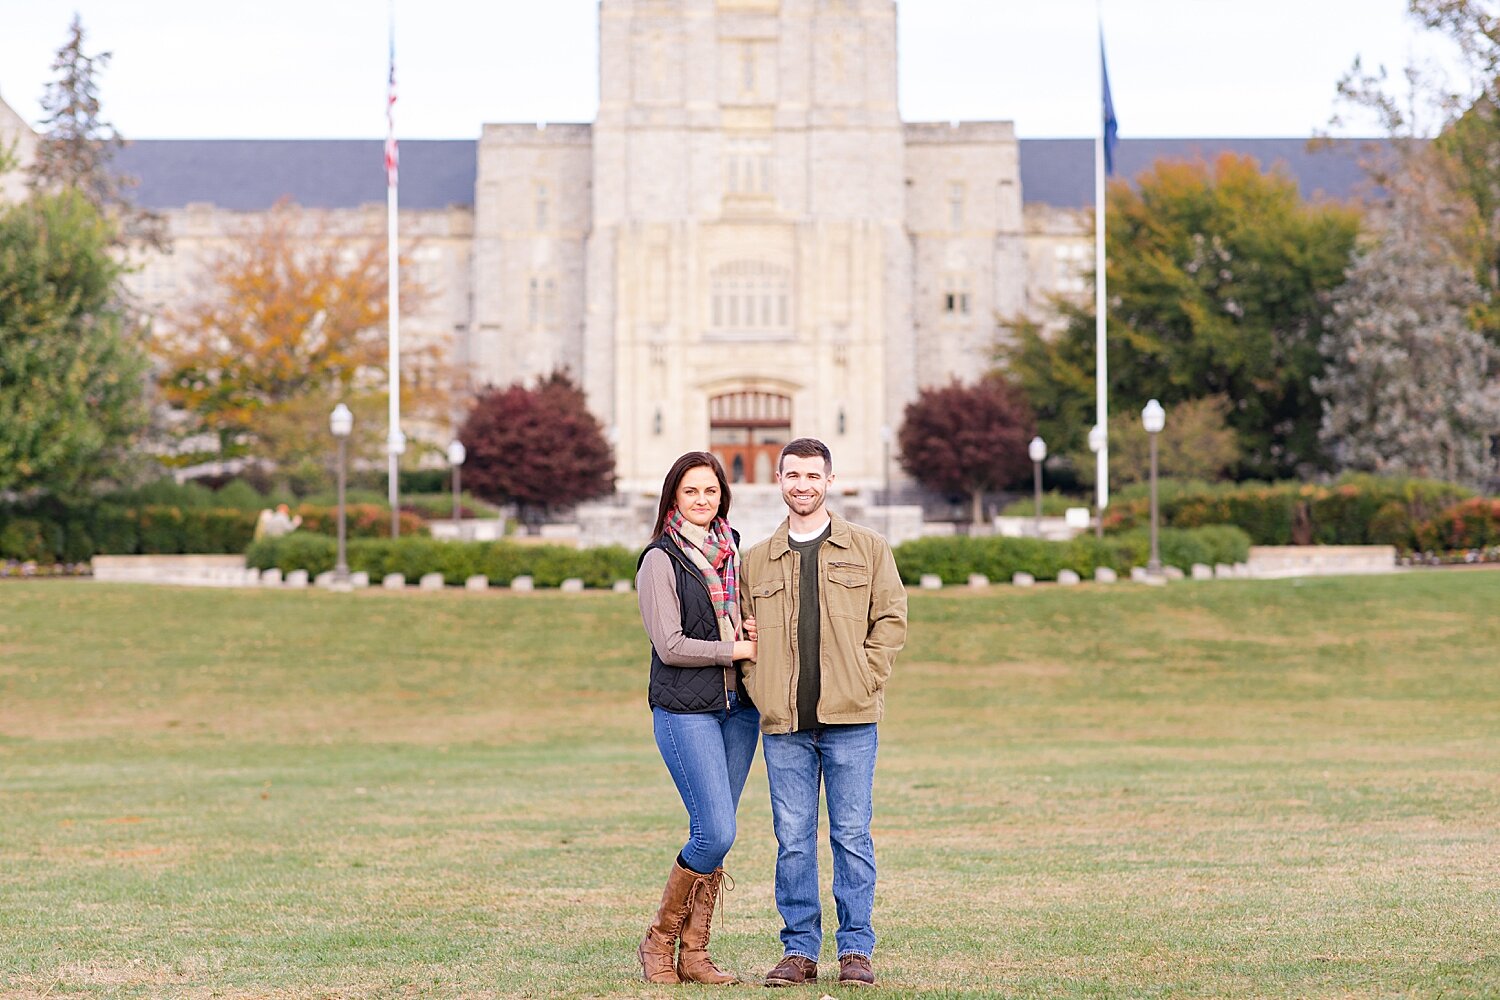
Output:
[{"xmin": 638, "ymin": 534, "xmax": 751, "ymax": 714}]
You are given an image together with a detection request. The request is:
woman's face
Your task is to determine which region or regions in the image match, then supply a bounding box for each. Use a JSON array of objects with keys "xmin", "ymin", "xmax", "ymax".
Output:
[{"xmin": 675, "ymin": 465, "xmax": 722, "ymax": 528}]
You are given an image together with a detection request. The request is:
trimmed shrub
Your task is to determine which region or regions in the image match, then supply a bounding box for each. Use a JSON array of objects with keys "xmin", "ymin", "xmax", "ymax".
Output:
[
  {"xmin": 998, "ymin": 492, "xmax": 1080, "ymax": 517},
  {"xmin": 0, "ymin": 519, "xmax": 50, "ymax": 562},
  {"xmin": 891, "ymin": 525, "xmax": 1250, "ymax": 585},
  {"xmin": 293, "ymin": 503, "xmax": 425, "ymax": 540},
  {"xmin": 1102, "ymin": 476, "xmax": 1471, "ymax": 549},
  {"xmin": 1415, "ymin": 498, "xmax": 1500, "ymax": 551},
  {"xmin": 245, "ymin": 536, "xmax": 639, "ymax": 589}
]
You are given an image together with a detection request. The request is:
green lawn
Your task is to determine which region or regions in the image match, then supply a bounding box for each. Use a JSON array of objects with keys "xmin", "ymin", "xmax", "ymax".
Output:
[{"xmin": 1, "ymin": 573, "xmax": 1497, "ymax": 998}]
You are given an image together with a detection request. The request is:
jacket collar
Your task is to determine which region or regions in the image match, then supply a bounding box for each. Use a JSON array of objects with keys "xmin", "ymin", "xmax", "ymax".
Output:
[{"xmin": 767, "ymin": 509, "xmax": 851, "ymax": 560}]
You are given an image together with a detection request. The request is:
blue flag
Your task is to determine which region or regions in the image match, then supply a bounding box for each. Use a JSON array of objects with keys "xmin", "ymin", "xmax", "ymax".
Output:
[{"xmin": 1101, "ymin": 39, "xmax": 1119, "ymax": 176}]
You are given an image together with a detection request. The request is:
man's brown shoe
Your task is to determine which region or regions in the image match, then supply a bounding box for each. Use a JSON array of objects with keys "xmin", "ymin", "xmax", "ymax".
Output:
[
  {"xmin": 763, "ymin": 955, "xmax": 818, "ymax": 987},
  {"xmin": 838, "ymin": 954, "xmax": 876, "ymax": 987}
]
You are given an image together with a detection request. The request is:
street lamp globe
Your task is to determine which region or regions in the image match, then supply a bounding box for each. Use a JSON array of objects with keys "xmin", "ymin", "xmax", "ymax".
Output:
[
  {"xmin": 447, "ymin": 440, "xmax": 467, "ymax": 467},
  {"xmin": 329, "ymin": 403, "xmax": 353, "ymax": 438},
  {"xmin": 1142, "ymin": 399, "xmax": 1166, "ymax": 434},
  {"xmin": 328, "ymin": 403, "xmax": 354, "ymax": 590},
  {"xmin": 1028, "ymin": 436, "xmax": 1047, "ymax": 463}
]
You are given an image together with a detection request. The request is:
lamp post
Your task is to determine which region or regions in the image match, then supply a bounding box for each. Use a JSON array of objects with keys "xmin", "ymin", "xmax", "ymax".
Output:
[
  {"xmin": 329, "ymin": 403, "xmax": 353, "ymax": 591},
  {"xmin": 1088, "ymin": 424, "xmax": 1105, "ymax": 540},
  {"xmin": 1028, "ymin": 435, "xmax": 1047, "ymax": 537},
  {"xmin": 447, "ymin": 439, "xmax": 466, "ymax": 527},
  {"xmin": 1142, "ymin": 399, "xmax": 1166, "ymax": 576}
]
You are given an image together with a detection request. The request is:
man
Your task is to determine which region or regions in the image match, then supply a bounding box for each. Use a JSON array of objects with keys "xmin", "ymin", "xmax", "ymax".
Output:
[{"xmin": 741, "ymin": 437, "xmax": 908, "ymax": 988}]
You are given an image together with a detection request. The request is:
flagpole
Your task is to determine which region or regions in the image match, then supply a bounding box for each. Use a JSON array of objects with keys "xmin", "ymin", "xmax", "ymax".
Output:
[
  {"xmin": 386, "ymin": 1, "xmax": 404, "ymax": 537},
  {"xmin": 1094, "ymin": 6, "xmax": 1110, "ymax": 517}
]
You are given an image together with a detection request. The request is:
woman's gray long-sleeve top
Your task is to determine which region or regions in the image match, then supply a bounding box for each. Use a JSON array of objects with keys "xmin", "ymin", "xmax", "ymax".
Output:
[{"xmin": 636, "ymin": 548, "xmax": 740, "ymax": 671}]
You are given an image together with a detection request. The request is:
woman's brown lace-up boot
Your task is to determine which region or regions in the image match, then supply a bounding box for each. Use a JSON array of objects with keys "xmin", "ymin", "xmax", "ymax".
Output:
[
  {"xmin": 638, "ymin": 861, "xmax": 698, "ymax": 983},
  {"xmin": 676, "ymin": 867, "xmax": 738, "ymax": 984}
]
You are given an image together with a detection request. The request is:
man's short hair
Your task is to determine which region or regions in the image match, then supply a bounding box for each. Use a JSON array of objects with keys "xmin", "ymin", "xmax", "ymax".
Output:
[{"xmin": 779, "ymin": 437, "xmax": 832, "ymax": 474}]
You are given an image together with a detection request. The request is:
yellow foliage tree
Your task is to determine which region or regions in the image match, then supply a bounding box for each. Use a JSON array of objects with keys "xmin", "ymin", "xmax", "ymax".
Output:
[{"xmin": 154, "ymin": 200, "xmax": 451, "ymax": 486}]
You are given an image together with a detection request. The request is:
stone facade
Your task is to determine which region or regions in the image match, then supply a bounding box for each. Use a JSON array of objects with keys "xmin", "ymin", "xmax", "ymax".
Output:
[
  {"xmin": 1, "ymin": 5, "xmax": 1376, "ymax": 499},
  {"xmin": 0, "ymin": 92, "xmax": 37, "ymax": 203}
]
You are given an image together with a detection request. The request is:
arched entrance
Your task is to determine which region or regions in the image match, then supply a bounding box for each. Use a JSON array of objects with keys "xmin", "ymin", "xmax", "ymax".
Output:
[{"xmin": 709, "ymin": 391, "xmax": 791, "ymax": 484}]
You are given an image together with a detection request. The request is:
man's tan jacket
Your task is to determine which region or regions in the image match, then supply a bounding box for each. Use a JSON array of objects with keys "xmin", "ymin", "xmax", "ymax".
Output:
[{"xmin": 740, "ymin": 511, "xmax": 908, "ymax": 735}]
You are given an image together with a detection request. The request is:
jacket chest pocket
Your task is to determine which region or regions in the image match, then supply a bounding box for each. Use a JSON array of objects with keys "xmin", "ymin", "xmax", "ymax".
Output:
[
  {"xmin": 751, "ymin": 579, "xmax": 789, "ymax": 627},
  {"xmin": 826, "ymin": 560, "xmax": 870, "ymax": 620}
]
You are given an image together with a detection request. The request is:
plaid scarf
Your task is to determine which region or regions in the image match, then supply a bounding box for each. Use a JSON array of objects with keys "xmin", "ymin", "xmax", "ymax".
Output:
[{"xmin": 665, "ymin": 508, "xmax": 739, "ymax": 630}]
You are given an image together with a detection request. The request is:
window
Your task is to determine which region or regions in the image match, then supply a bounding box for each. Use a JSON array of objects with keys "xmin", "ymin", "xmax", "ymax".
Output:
[
  {"xmin": 725, "ymin": 137, "xmax": 773, "ymax": 197},
  {"xmin": 949, "ymin": 182, "xmax": 966, "ymax": 229},
  {"xmin": 528, "ymin": 275, "xmax": 560, "ymax": 328},
  {"xmin": 742, "ymin": 44, "xmax": 757, "ymax": 93},
  {"xmin": 535, "ymin": 183, "xmax": 550, "ymax": 229},
  {"xmin": 1054, "ymin": 243, "xmax": 1088, "ymax": 294},
  {"xmin": 942, "ymin": 274, "xmax": 972, "ymax": 316},
  {"xmin": 710, "ymin": 261, "xmax": 791, "ymax": 334}
]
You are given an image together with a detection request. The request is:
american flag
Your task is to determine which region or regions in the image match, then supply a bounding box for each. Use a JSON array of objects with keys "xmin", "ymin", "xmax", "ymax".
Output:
[{"xmin": 384, "ymin": 33, "xmax": 398, "ymax": 188}]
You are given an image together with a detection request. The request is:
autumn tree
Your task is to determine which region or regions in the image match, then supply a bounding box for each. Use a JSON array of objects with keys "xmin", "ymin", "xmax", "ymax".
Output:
[
  {"xmin": 28, "ymin": 14, "xmax": 162, "ymax": 246},
  {"xmin": 154, "ymin": 201, "xmax": 446, "ymax": 489},
  {"xmin": 1315, "ymin": 206, "xmax": 1500, "ymax": 487},
  {"xmin": 1074, "ymin": 395, "xmax": 1241, "ymax": 488},
  {"xmin": 457, "ymin": 371, "xmax": 615, "ymax": 525},
  {"xmin": 897, "ymin": 375, "xmax": 1034, "ymax": 525},
  {"xmin": 1004, "ymin": 154, "xmax": 1361, "ymax": 479},
  {"xmin": 0, "ymin": 189, "xmax": 148, "ymax": 498}
]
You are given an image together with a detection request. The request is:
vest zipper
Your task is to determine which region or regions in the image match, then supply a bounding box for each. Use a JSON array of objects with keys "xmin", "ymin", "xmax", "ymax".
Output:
[{"xmin": 665, "ymin": 543, "xmax": 732, "ymax": 711}]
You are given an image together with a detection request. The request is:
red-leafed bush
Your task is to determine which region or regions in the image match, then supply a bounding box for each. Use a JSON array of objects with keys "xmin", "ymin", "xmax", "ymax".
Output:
[
  {"xmin": 898, "ymin": 375, "xmax": 1035, "ymax": 524},
  {"xmin": 458, "ymin": 371, "xmax": 616, "ymax": 525}
]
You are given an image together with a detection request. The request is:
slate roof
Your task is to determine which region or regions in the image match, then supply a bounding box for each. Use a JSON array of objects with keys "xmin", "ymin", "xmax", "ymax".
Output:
[
  {"xmin": 113, "ymin": 135, "xmax": 1381, "ymax": 213},
  {"xmin": 115, "ymin": 139, "xmax": 478, "ymax": 211},
  {"xmin": 1018, "ymin": 137, "xmax": 1382, "ymax": 208}
]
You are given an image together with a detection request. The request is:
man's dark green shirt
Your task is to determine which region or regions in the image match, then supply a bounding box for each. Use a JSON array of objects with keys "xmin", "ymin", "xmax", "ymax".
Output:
[{"xmin": 788, "ymin": 523, "xmax": 831, "ymax": 731}]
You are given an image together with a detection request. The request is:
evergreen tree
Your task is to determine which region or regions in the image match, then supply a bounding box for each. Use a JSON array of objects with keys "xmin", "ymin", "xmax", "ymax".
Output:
[
  {"xmin": 0, "ymin": 190, "xmax": 148, "ymax": 498},
  {"xmin": 1315, "ymin": 208, "xmax": 1500, "ymax": 487},
  {"xmin": 28, "ymin": 14, "xmax": 163, "ymax": 246}
]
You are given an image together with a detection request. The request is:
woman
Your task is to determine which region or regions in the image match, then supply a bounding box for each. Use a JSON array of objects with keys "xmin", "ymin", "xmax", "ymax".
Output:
[{"xmin": 635, "ymin": 451, "xmax": 759, "ymax": 985}]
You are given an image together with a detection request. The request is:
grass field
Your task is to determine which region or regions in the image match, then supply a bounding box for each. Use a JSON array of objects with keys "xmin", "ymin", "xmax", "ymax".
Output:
[{"xmin": 1, "ymin": 572, "xmax": 1498, "ymax": 999}]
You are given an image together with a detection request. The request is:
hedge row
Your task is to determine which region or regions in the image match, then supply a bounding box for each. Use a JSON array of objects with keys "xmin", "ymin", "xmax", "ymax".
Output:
[
  {"xmin": 0, "ymin": 502, "xmax": 425, "ymax": 562},
  {"xmin": 246, "ymin": 525, "xmax": 1251, "ymax": 589},
  {"xmin": 1103, "ymin": 475, "xmax": 1472, "ymax": 548},
  {"xmin": 1415, "ymin": 497, "xmax": 1500, "ymax": 551},
  {"xmin": 890, "ymin": 525, "xmax": 1251, "ymax": 586},
  {"xmin": 246, "ymin": 535, "xmax": 639, "ymax": 589}
]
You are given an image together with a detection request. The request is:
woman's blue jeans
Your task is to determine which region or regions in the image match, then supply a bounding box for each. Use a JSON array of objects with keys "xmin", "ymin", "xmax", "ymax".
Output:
[{"xmin": 652, "ymin": 691, "xmax": 761, "ymax": 873}]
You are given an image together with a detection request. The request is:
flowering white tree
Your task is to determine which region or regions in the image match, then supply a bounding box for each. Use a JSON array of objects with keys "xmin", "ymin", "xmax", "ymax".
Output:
[{"xmin": 1316, "ymin": 210, "xmax": 1500, "ymax": 487}]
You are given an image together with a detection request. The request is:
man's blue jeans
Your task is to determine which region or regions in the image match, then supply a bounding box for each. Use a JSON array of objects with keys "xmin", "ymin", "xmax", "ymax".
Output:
[
  {"xmin": 762, "ymin": 723, "xmax": 879, "ymax": 960},
  {"xmin": 652, "ymin": 691, "xmax": 761, "ymax": 873}
]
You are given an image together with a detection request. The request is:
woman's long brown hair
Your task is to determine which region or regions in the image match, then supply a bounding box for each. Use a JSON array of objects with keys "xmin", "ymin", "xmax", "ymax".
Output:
[{"xmin": 651, "ymin": 451, "xmax": 732, "ymax": 540}]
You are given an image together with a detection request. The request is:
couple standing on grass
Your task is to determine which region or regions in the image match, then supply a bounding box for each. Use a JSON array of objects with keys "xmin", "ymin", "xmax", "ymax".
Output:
[{"xmin": 635, "ymin": 438, "xmax": 909, "ymax": 989}]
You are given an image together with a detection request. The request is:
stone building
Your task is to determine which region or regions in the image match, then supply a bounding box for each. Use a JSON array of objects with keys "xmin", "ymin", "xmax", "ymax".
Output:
[{"xmin": 0, "ymin": 0, "xmax": 1371, "ymax": 498}]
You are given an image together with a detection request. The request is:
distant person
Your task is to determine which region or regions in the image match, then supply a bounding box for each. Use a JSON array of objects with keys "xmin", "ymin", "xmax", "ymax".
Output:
[
  {"xmin": 634, "ymin": 451, "xmax": 760, "ymax": 984},
  {"xmin": 740, "ymin": 437, "xmax": 908, "ymax": 989},
  {"xmin": 254, "ymin": 504, "xmax": 302, "ymax": 541}
]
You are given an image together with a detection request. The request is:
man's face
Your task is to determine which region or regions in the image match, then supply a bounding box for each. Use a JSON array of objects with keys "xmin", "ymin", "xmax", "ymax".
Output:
[{"xmin": 777, "ymin": 453, "xmax": 833, "ymax": 518}]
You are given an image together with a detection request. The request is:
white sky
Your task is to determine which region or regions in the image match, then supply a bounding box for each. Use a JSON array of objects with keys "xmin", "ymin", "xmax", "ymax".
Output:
[{"xmin": 0, "ymin": 1, "xmax": 1465, "ymax": 141}]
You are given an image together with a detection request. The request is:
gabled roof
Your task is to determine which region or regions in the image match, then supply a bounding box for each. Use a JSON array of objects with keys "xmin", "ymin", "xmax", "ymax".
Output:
[
  {"xmin": 1018, "ymin": 137, "xmax": 1381, "ymax": 208},
  {"xmin": 114, "ymin": 139, "xmax": 478, "ymax": 211},
  {"xmin": 111, "ymin": 135, "xmax": 1381, "ymax": 213}
]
